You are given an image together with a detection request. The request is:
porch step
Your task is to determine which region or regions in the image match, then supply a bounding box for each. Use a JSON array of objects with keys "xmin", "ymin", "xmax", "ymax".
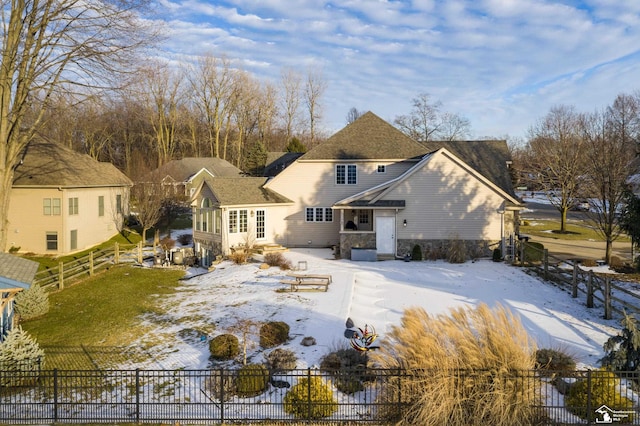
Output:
[{"xmin": 255, "ymin": 244, "xmax": 289, "ymax": 254}]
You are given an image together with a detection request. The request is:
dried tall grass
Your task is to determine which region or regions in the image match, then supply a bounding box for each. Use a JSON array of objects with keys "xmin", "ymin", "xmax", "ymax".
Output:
[{"xmin": 371, "ymin": 304, "xmax": 539, "ymax": 426}]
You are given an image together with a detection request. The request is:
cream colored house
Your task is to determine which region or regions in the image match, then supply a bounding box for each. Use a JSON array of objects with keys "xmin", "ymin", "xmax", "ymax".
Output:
[
  {"xmin": 191, "ymin": 112, "xmax": 522, "ymax": 262},
  {"xmin": 6, "ymin": 142, "xmax": 132, "ymax": 255}
]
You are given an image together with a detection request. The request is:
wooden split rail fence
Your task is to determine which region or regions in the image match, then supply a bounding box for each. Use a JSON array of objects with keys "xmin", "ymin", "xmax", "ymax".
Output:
[
  {"xmin": 518, "ymin": 241, "xmax": 640, "ymax": 320},
  {"xmin": 33, "ymin": 242, "xmax": 148, "ymax": 291}
]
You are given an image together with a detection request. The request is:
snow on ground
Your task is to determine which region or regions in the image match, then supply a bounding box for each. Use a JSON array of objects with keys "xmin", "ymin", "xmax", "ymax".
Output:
[{"xmin": 127, "ymin": 248, "xmax": 622, "ymax": 371}]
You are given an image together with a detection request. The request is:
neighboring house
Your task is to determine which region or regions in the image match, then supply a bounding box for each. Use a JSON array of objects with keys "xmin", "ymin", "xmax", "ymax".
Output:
[
  {"xmin": 0, "ymin": 253, "xmax": 38, "ymax": 342},
  {"xmin": 146, "ymin": 158, "xmax": 244, "ymax": 200},
  {"xmin": 191, "ymin": 177, "xmax": 293, "ymax": 266},
  {"xmin": 191, "ymin": 112, "xmax": 522, "ymax": 264},
  {"xmin": 6, "ymin": 142, "xmax": 132, "ymax": 255},
  {"xmin": 264, "ymin": 152, "xmax": 304, "ymax": 177}
]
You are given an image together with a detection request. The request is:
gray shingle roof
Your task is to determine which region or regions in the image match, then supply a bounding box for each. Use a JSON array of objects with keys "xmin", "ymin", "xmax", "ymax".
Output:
[
  {"xmin": 12, "ymin": 142, "xmax": 132, "ymax": 187},
  {"xmin": 301, "ymin": 111, "xmax": 427, "ymax": 160},
  {"xmin": 205, "ymin": 177, "xmax": 292, "ymax": 205},
  {"xmin": 149, "ymin": 158, "xmax": 243, "ymax": 182},
  {"xmin": 0, "ymin": 253, "xmax": 38, "ymax": 289}
]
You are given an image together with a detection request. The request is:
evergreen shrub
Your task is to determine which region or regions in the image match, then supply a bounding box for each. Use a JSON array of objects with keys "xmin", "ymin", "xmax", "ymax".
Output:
[
  {"xmin": 265, "ymin": 348, "xmax": 297, "ymax": 372},
  {"xmin": 14, "ymin": 284, "xmax": 49, "ymax": 320},
  {"xmin": 283, "ymin": 376, "xmax": 338, "ymax": 419},
  {"xmin": 209, "ymin": 334, "xmax": 240, "ymax": 361},
  {"xmin": 411, "ymin": 244, "xmax": 423, "ymax": 261},
  {"xmin": 259, "ymin": 321, "xmax": 289, "ymax": 348},
  {"xmin": 236, "ymin": 363, "xmax": 269, "ymax": 397},
  {"xmin": 0, "ymin": 327, "xmax": 45, "ymax": 385},
  {"xmin": 565, "ymin": 369, "xmax": 634, "ymax": 422}
]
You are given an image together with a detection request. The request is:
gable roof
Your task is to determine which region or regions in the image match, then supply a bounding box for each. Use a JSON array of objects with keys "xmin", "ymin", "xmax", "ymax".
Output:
[
  {"xmin": 0, "ymin": 253, "xmax": 38, "ymax": 290},
  {"xmin": 424, "ymin": 140, "xmax": 517, "ymax": 198},
  {"xmin": 199, "ymin": 177, "xmax": 293, "ymax": 206},
  {"xmin": 336, "ymin": 148, "xmax": 522, "ymax": 208},
  {"xmin": 149, "ymin": 158, "xmax": 243, "ymax": 183},
  {"xmin": 264, "ymin": 152, "xmax": 304, "ymax": 177},
  {"xmin": 12, "ymin": 142, "xmax": 132, "ymax": 187},
  {"xmin": 300, "ymin": 111, "xmax": 426, "ymax": 160}
]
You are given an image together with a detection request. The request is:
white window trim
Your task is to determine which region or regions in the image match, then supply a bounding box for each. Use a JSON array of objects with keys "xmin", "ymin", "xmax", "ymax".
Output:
[{"xmin": 305, "ymin": 207, "xmax": 333, "ymax": 222}]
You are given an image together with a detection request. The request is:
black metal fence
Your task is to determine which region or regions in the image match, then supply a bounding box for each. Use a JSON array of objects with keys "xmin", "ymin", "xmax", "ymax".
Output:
[{"xmin": 2, "ymin": 367, "xmax": 640, "ymax": 425}]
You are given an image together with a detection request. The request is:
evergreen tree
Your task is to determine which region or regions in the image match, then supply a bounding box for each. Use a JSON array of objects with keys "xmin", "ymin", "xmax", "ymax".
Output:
[
  {"xmin": 14, "ymin": 284, "xmax": 49, "ymax": 320},
  {"xmin": 619, "ymin": 189, "xmax": 640, "ymax": 262},
  {"xmin": 0, "ymin": 326, "xmax": 45, "ymax": 371},
  {"xmin": 286, "ymin": 137, "xmax": 306, "ymax": 153},
  {"xmin": 244, "ymin": 140, "xmax": 268, "ymax": 176},
  {"xmin": 601, "ymin": 312, "xmax": 640, "ymax": 372}
]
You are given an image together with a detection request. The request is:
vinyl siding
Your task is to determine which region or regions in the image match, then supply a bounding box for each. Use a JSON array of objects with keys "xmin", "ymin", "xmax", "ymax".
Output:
[
  {"xmin": 385, "ymin": 152, "xmax": 504, "ymax": 241},
  {"xmin": 265, "ymin": 159, "xmax": 417, "ymax": 247}
]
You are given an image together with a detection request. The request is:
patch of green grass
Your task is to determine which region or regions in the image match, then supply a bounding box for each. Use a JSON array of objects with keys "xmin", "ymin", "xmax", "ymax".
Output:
[
  {"xmin": 21, "ymin": 265, "xmax": 183, "ymax": 348},
  {"xmin": 23, "ymin": 231, "xmax": 143, "ymax": 270},
  {"xmin": 520, "ymin": 219, "xmax": 630, "ymax": 242}
]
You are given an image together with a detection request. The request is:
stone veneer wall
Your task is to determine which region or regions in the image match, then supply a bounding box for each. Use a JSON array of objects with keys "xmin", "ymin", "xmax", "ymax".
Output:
[
  {"xmin": 194, "ymin": 237, "xmax": 222, "ymax": 265},
  {"xmin": 339, "ymin": 233, "xmax": 376, "ymax": 260},
  {"xmin": 398, "ymin": 239, "xmax": 498, "ymax": 260}
]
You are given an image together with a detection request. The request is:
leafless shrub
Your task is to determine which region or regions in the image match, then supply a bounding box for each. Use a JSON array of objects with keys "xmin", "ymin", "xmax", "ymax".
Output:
[
  {"xmin": 446, "ymin": 234, "xmax": 467, "ymax": 264},
  {"xmin": 230, "ymin": 250, "xmax": 248, "ymax": 264},
  {"xmin": 264, "ymin": 252, "xmax": 292, "ymax": 270}
]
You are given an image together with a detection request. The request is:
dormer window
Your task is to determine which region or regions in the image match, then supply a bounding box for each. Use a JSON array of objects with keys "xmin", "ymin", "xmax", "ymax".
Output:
[{"xmin": 377, "ymin": 165, "xmax": 386, "ymax": 173}]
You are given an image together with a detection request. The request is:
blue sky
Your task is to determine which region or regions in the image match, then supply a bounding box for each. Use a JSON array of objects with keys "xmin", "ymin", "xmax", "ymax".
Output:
[{"xmin": 151, "ymin": 0, "xmax": 640, "ymax": 140}]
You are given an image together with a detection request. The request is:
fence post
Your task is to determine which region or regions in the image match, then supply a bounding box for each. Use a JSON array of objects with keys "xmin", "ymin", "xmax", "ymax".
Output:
[
  {"xmin": 520, "ymin": 242, "xmax": 525, "ymax": 266},
  {"xmin": 307, "ymin": 368, "xmax": 312, "ymax": 421},
  {"xmin": 543, "ymin": 249, "xmax": 549, "ymax": 280},
  {"xmin": 604, "ymin": 276, "xmax": 612, "ymax": 320},
  {"xmin": 89, "ymin": 251, "xmax": 94, "ymax": 276},
  {"xmin": 587, "ymin": 271, "xmax": 594, "ymax": 308},
  {"xmin": 115, "ymin": 242, "xmax": 120, "ymax": 264},
  {"xmin": 220, "ymin": 369, "xmax": 225, "ymax": 423},
  {"xmin": 587, "ymin": 370, "xmax": 592, "ymax": 426},
  {"xmin": 53, "ymin": 368, "xmax": 58, "ymax": 423},
  {"xmin": 58, "ymin": 261, "xmax": 64, "ymax": 290},
  {"xmin": 572, "ymin": 263, "xmax": 578, "ymax": 298},
  {"xmin": 135, "ymin": 369, "xmax": 140, "ymax": 423},
  {"xmin": 138, "ymin": 241, "xmax": 143, "ymax": 264}
]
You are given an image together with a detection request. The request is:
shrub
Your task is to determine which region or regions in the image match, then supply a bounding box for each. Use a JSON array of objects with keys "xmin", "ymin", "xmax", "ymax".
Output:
[
  {"xmin": 600, "ymin": 312, "xmax": 640, "ymax": 372},
  {"xmin": 582, "ymin": 258, "xmax": 598, "ymax": 267},
  {"xmin": 492, "ymin": 248, "xmax": 502, "ymax": 262},
  {"xmin": 523, "ymin": 242, "xmax": 544, "ymax": 263},
  {"xmin": 265, "ymin": 348, "xmax": 297, "ymax": 372},
  {"xmin": 8, "ymin": 246, "xmax": 20, "ymax": 253},
  {"xmin": 411, "ymin": 244, "xmax": 423, "ymax": 261},
  {"xmin": 535, "ymin": 348, "xmax": 577, "ymax": 374},
  {"xmin": 320, "ymin": 348, "xmax": 371, "ymax": 394},
  {"xmin": 176, "ymin": 234, "xmax": 192, "ymax": 246},
  {"xmin": 371, "ymin": 304, "xmax": 538, "ymax": 425},
  {"xmin": 264, "ymin": 252, "xmax": 292, "ymax": 270},
  {"xmin": 230, "ymin": 250, "xmax": 248, "ymax": 264},
  {"xmin": 283, "ymin": 375, "xmax": 338, "ymax": 419},
  {"xmin": 0, "ymin": 326, "xmax": 45, "ymax": 385},
  {"xmin": 259, "ymin": 321, "xmax": 290, "ymax": 348},
  {"xmin": 446, "ymin": 237, "xmax": 467, "ymax": 264},
  {"xmin": 209, "ymin": 334, "xmax": 240, "ymax": 361},
  {"xmin": 565, "ymin": 369, "xmax": 634, "ymax": 422},
  {"xmin": 236, "ymin": 363, "xmax": 270, "ymax": 397},
  {"xmin": 159, "ymin": 236, "xmax": 175, "ymax": 251},
  {"xmin": 204, "ymin": 369, "xmax": 236, "ymax": 401},
  {"xmin": 14, "ymin": 284, "xmax": 49, "ymax": 320}
]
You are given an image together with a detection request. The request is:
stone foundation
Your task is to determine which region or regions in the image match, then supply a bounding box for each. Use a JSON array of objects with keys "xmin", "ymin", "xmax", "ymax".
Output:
[
  {"xmin": 339, "ymin": 233, "xmax": 376, "ymax": 260},
  {"xmin": 398, "ymin": 239, "xmax": 497, "ymax": 261}
]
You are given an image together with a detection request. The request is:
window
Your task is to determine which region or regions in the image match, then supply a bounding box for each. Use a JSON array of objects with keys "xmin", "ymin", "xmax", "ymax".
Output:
[
  {"xmin": 214, "ymin": 209, "xmax": 221, "ymax": 234},
  {"xmin": 305, "ymin": 207, "xmax": 333, "ymax": 222},
  {"xmin": 43, "ymin": 198, "xmax": 61, "ymax": 215},
  {"xmin": 46, "ymin": 232, "xmax": 58, "ymax": 251},
  {"xmin": 336, "ymin": 164, "xmax": 357, "ymax": 185},
  {"xmin": 256, "ymin": 210, "xmax": 265, "ymax": 239},
  {"xmin": 358, "ymin": 210, "xmax": 369, "ymax": 224},
  {"xmin": 68, "ymin": 197, "xmax": 78, "ymax": 215},
  {"xmin": 70, "ymin": 230, "xmax": 77, "ymax": 251},
  {"xmin": 229, "ymin": 209, "xmax": 247, "ymax": 233},
  {"xmin": 98, "ymin": 196, "xmax": 104, "ymax": 217},
  {"xmin": 116, "ymin": 194, "xmax": 122, "ymax": 214},
  {"xmin": 229, "ymin": 210, "xmax": 238, "ymax": 233},
  {"xmin": 377, "ymin": 164, "xmax": 386, "ymax": 173}
]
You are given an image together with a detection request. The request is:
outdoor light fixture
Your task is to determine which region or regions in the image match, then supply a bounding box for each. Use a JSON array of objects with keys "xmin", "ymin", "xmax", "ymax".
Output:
[{"xmin": 403, "ymin": 219, "xmax": 407, "ymax": 227}]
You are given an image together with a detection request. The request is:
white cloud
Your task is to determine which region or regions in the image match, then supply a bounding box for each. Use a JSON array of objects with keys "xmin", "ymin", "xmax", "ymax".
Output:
[{"xmin": 149, "ymin": 0, "xmax": 640, "ymax": 138}]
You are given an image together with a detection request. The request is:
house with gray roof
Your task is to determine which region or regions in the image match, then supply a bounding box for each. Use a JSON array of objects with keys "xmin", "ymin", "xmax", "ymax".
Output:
[
  {"xmin": 0, "ymin": 253, "xmax": 39, "ymax": 341},
  {"xmin": 7, "ymin": 142, "xmax": 132, "ymax": 255},
  {"xmin": 146, "ymin": 157, "xmax": 244, "ymax": 200},
  {"xmin": 191, "ymin": 112, "xmax": 522, "ymax": 263}
]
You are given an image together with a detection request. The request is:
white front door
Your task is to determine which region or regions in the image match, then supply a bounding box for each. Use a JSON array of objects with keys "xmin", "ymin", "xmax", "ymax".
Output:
[{"xmin": 375, "ymin": 217, "xmax": 395, "ymax": 255}]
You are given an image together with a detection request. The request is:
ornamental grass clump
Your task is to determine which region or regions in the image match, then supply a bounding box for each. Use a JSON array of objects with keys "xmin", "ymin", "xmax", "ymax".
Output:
[{"xmin": 371, "ymin": 304, "xmax": 539, "ymax": 426}]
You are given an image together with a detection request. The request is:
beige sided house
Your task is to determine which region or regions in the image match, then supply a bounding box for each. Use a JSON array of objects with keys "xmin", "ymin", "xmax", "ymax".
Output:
[
  {"xmin": 146, "ymin": 157, "xmax": 244, "ymax": 200},
  {"xmin": 191, "ymin": 177, "xmax": 293, "ymax": 266},
  {"xmin": 7, "ymin": 142, "xmax": 132, "ymax": 255},
  {"xmin": 192, "ymin": 112, "xmax": 522, "ymax": 262}
]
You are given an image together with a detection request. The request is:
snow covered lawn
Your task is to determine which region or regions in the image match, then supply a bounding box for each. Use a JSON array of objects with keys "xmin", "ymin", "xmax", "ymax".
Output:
[{"xmin": 125, "ymin": 248, "xmax": 622, "ymax": 371}]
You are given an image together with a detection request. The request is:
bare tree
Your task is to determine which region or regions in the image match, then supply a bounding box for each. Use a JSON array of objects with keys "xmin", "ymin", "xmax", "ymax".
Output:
[
  {"xmin": 0, "ymin": 0, "xmax": 156, "ymax": 251},
  {"xmin": 581, "ymin": 94, "xmax": 639, "ymax": 263},
  {"xmin": 525, "ymin": 105, "xmax": 586, "ymax": 232},
  {"xmin": 303, "ymin": 68, "xmax": 326, "ymax": 147},
  {"xmin": 280, "ymin": 68, "xmax": 302, "ymax": 144},
  {"xmin": 394, "ymin": 93, "xmax": 442, "ymax": 142},
  {"xmin": 131, "ymin": 182, "xmax": 165, "ymax": 246},
  {"xmin": 437, "ymin": 112, "xmax": 472, "ymax": 141},
  {"xmin": 346, "ymin": 107, "xmax": 363, "ymax": 124}
]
